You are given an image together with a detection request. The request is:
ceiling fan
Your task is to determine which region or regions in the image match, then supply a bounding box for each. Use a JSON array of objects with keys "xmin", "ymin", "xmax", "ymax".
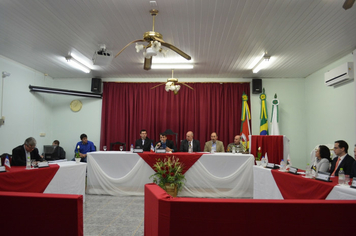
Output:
[
  {"xmin": 114, "ymin": 9, "xmax": 191, "ymax": 70},
  {"xmin": 151, "ymin": 70, "xmax": 194, "ymax": 94},
  {"xmin": 343, "ymin": 0, "xmax": 355, "ymax": 10}
]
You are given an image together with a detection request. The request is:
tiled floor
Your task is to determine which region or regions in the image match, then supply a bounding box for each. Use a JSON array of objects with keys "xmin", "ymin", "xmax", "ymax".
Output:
[{"xmin": 84, "ymin": 194, "xmax": 144, "ymax": 236}]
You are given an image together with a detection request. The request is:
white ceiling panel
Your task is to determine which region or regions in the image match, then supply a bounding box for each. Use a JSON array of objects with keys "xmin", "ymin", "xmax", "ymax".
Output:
[{"xmin": 0, "ymin": 0, "xmax": 355, "ymax": 79}]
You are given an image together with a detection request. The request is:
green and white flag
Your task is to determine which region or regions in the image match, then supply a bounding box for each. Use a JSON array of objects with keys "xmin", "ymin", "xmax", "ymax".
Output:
[{"xmin": 270, "ymin": 94, "xmax": 280, "ymax": 135}]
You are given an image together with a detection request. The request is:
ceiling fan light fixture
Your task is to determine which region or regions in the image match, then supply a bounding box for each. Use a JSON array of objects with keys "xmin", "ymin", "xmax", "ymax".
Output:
[
  {"xmin": 65, "ymin": 56, "xmax": 91, "ymax": 73},
  {"xmin": 144, "ymin": 47, "xmax": 157, "ymax": 58},
  {"xmin": 135, "ymin": 43, "xmax": 145, "ymax": 53},
  {"xmin": 252, "ymin": 55, "xmax": 271, "ymax": 73}
]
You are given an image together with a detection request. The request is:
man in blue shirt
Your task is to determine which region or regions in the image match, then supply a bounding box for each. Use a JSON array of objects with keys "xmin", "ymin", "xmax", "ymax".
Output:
[{"xmin": 72, "ymin": 133, "xmax": 96, "ymax": 162}]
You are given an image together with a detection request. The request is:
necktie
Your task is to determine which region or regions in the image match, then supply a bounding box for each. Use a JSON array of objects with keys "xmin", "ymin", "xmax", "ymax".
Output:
[{"xmin": 331, "ymin": 158, "xmax": 341, "ymax": 176}]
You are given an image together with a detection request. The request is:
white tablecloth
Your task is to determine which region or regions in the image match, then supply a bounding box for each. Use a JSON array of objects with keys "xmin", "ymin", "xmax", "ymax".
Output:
[
  {"xmin": 87, "ymin": 152, "xmax": 254, "ymax": 198},
  {"xmin": 44, "ymin": 161, "xmax": 87, "ymax": 201},
  {"xmin": 253, "ymin": 166, "xmax": 356, "ymax": 200}
]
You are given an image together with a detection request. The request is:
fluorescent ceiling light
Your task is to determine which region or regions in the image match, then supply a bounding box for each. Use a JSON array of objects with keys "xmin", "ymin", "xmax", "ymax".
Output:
[
  {"xmin": 65, "ymin": 56, "xmax": 91, "ymax": 73},
  {"xmin": 151, "ymin": 64, "xmax": 194, "ymax": 69},
  {"xmin": 252, "ymin": 55, "xmax": 271, "ymax": 73}
]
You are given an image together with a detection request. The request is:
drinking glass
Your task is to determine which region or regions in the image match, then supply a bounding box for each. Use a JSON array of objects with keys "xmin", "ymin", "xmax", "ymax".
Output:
[
  {"xmin": 344, "ymin": 175, "xmax": 350, "ymax": 186},
  {"xmin": 103, "ymin": 146, "xmax": 107, "ymax": 151},
  {"xmin": 120, "ymin": 146, "xmax": 123, "ymax": 151},
  {"xmin": 31, "ymin": 160, "xmax": 36, "ymax": 169}
]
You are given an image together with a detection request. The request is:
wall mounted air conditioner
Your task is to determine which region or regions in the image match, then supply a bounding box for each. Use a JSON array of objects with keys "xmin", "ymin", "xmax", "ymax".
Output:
[{"xmin": 324, "ymin": 62, "xmax": 354, "ymax": 86}]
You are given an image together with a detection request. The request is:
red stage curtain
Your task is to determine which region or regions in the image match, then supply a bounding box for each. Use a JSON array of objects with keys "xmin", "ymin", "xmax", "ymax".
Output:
[
  {"xmin": 100, "ymin": 82, "xmax": 250, "ymax": 151},
  {"xmin": 250, "ymin": 135, "xmax": 284, "ymax": 164}
]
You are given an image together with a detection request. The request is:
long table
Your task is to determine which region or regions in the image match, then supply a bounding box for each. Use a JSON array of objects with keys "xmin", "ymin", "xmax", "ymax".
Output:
[
  {"xmin": 0, "ymin": 161, "xmax": 87, "ymax": 201},
  {"xmin": 87, "ymin": 151, "xmax": 254, "ymax": 198},
  {"xmin": 253, "ymin": 166, "xmax": 356, "ymax": 200}
]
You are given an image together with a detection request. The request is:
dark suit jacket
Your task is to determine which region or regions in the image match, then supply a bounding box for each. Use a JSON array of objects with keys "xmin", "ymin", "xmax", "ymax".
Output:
[
  {"xmin": 329, "ymin": 154, "xmax": 355, "ymax": 176},
  {"xmin": 155, "ymin": 139, "xmax": 176, "ymax": 152},
  {"xmin": 135, "ymin": 138, "xmax": 153, "ymax": 151},
  {"xmin": 179, "ymin": 139, "xmax": 201, "ymax": 152},
  {"xmin": 350, "ymin": 161, "xmax": 356, "ymax": 178},
  {"xmin": 12, "ymin": 145, "xmax": 43, "ymax": 166},
  {"xmin": 47, "ymin": 146, "xmax": 66, "ymax": 160}
]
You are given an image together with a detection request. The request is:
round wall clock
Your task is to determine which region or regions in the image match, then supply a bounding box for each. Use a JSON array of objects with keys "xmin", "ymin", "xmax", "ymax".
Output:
[{"xmin": 70, "ymin": 100, "xmax": 82, "ymax": 112}]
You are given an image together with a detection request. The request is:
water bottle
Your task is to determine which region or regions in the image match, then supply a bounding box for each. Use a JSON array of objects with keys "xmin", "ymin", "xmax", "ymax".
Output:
[
  {"xmin": 305, "ymin": 163, "xmax": 311, "ymax": 178},
  {"xmin": 338, "ymin": 168, "xmax": 345, "ymax": 185},
  {"xmin": 26, "ymin": 155, "xmax": 31, "ymax": 169},
  {"xmin": 261, "ymin": 157, "xmax": 266, "ymax": 167},
  {"xmin": 232, "ymin": 146, "xmax": 236, "ymax": 154},
  {"xmin": 130, "ymin": 144, "xmax": 133, "ymax": 152},
  {"xmin": 279, "ymin": 159, "xmax": 285, "ymax": 170}
]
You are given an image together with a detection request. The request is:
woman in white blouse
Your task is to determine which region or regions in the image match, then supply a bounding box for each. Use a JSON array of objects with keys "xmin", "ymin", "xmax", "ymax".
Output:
[{"xmin": 311, "ymin": 145, "xmax": 331, "ymax": 175}]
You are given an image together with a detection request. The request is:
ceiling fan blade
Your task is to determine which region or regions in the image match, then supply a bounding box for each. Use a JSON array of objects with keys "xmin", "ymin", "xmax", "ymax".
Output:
[
  {"xmin": 114, "ymin": 39, "xmax": 145, "ymax": 58},
  {"xmin": 152, "ymin": 36, "xmax": 165, "ymax": 44},
  {"xmin": 178, "ymin": 82, "xmax": 194, "ymax": 90},
  {"xmin": 343, "ymin": 0, "xmax": 355, "ymax": 9},
  {"xmin": 161, "ymin": 42, "xmax": 191, "ymax": 60},
  {"xmin": 150, "ymin": 83, "xmax": 166, "ymax": 89},
  {"xmin": 144, "ymin": 57, "xmax": 152, "ymax": 70}
]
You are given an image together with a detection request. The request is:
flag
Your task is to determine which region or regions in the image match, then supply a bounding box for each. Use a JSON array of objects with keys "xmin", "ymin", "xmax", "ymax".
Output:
[
  {"xmin": 270, "ymin": 93, "xmax": 280, "ymax": 135},
  {"xmin": 240, "ymin": 92, "xmax": 251, "ymax": 149},
  {"xmin": 4, "ymin": 155, "xmax": 11, "ymax": 171},
  {"xmin": 259, "ymin": 89, "xmax": 268, "ymax": 135}
]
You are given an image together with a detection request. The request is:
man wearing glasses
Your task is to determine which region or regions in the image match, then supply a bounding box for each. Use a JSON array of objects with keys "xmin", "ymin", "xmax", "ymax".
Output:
[
  {"xmin": 329, "ymin": 140, "xmax": 355, "ymax": 176},
  {"xmin": 12, "ymin": 137, "xmax": 44, "ymax": 166}
]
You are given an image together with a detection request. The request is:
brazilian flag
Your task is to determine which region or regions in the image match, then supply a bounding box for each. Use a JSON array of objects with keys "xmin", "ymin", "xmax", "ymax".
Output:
[{"xmin": 259, "ymin": 89, "xmax": 268, "ymax": 135}]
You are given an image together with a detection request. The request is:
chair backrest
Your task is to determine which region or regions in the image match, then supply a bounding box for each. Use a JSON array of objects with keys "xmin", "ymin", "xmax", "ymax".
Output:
[
  {"xmin": 0, "ymin": 153, "xmax": 12, "ymax": 166},
  {"xmin": 110, "ymin": 142, "xmax": 126, "ymax": 151}
]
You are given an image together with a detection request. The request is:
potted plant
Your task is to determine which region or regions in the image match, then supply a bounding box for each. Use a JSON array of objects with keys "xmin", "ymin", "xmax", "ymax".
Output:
[
  {"xmin": 75, "ymin": 145, "xmax": 81, "ymax": 163},
  {"xmin": 150, "ymin": 156, "xmax": 186, "ymax": 197}
]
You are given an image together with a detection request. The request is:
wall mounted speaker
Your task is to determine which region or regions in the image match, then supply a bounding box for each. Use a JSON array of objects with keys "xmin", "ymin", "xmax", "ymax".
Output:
[
  {"xmin": 252, "ymin": 79, "xmax": 262, "ymax": 94},
  {"xmin": 91, "ymin": 78, "xmax": 102, "ymax": 93}
]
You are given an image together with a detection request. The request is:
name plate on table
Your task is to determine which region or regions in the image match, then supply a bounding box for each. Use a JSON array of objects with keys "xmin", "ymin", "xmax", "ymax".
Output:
[
  {"xmin": 266, "ymin": 163, "xmax": 279, "ymax": 169},
  {"xmin": 133, "ymin": 149, "xmax": 143, "ymax": 153},
  {"xmin": 288, "ymin": 166, "xmax": 298, "ymax": 174},
  {"xmin": 37, "ymin": 162, "xmax": 49, "ymax": 168},
  {"xmin": 0, "ymin": 166, "xmax": 5, "ymax": 172},
  {"xmin": 155, "ymin": 149, "xmax": 166, "ymax": 153},
  {"xmin": 315, "ymin": 171, "xmax": 331, "ymax": 182},
  {"xmin": 351, "ymin": 180, "xmax": 356, "ymax": 189}
]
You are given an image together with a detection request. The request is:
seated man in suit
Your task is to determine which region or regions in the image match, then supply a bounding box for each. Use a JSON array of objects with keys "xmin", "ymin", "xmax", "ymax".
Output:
[
  {"xmin": 12, "ymin": 137, "xmax": 44, "ymax": 166},
  {"xmin": 204, "ymin": 132, "xmax": 225, "ymax": 152},
  {"xmin": 179, "ymin": 131, "xmax": 201, "ymax": 152},
  {"xmin": 71, "ymin": 133, "xmax": 96, "ymax": 163},
  {"xmin": 329, "ymin": 140, "xmax": 355, "ymax": 176},
  {"xmin": 135, "ymin": 129, "xmax": 153, "ymax": 151},
  {"xmin": 350, "ymin": 145, "xmax": 356, "ymax": 178},
  {"xmin": 155, "ymin": 133, "xmax": 176, "ymax": 152},
  {"xmin": 52, "ymin": 140, "xmax": 66, "ymax": 159},
  {"xmin": 226, "ymin": 135, "xmax": 244, "ymax": 153}
]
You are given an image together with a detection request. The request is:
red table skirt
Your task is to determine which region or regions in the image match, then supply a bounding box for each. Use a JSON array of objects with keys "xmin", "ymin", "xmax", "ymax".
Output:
[
  {"xmin": 0, "ymin": 165, "xmax": 60, "ymax": 193},
  {"xmin": 271, "ymin": 169, "xmax": 338, "ymax": 199},
  {"xmin": 138, "ymin": 152, "xmax": 203, "ymax": 174}
]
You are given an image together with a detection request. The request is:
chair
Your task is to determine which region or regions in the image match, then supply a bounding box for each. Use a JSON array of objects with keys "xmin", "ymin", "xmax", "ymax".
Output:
[
  {"xmin": 163, "ymin": 129, "xmax": 178, "ymax": 147},
  {"xmin": 0, "ymin": 153, "xmax": 12, "ymax": 166},
  {"xmin": 110, "ymin": 142, "xmax": 126, "ymax": 151}
]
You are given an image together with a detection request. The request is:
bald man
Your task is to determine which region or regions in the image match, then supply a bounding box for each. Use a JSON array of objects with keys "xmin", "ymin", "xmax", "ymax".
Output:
[
  {"xmin": 226, "ymin": 135, "xmax": 244, "ymax": 153},
  {"xmin": 179, "ymin": 131, "xmax": 201, "ymax": 152},
  {"xmin": 204, "ymin": 132, "xmax": 225, "ymax": 152}
]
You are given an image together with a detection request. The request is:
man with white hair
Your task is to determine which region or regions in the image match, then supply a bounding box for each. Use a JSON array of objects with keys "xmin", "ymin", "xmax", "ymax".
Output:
[
  {"xmin": 179, "ymin": 131, "xmax": 201, "ymax": 152},
  {"xmin": 12, "ymin": 137, "xmax": 43, "ymax": 166}
]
